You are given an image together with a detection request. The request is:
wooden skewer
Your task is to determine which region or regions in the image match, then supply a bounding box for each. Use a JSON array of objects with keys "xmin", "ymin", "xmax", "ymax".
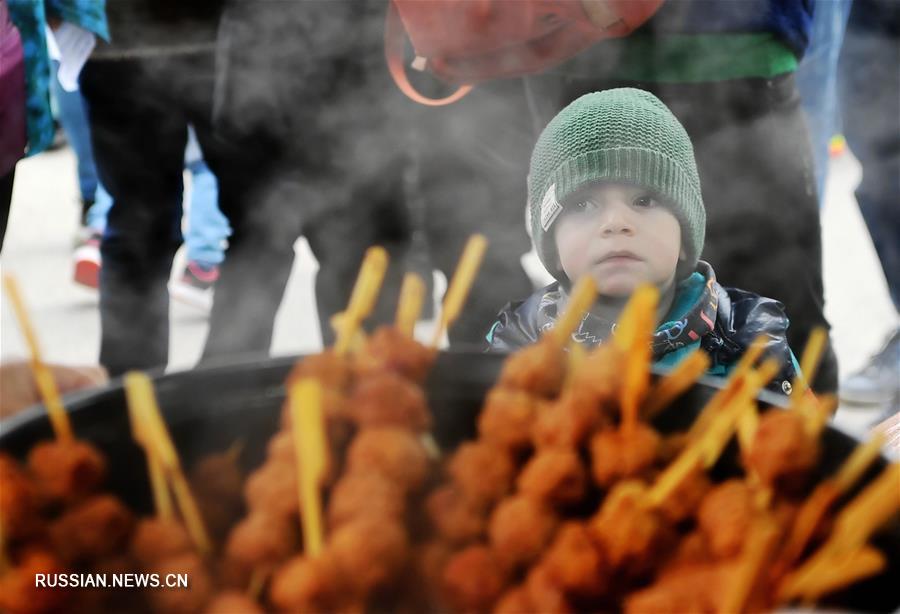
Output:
[
  {"xmin": 828, "ymin": 463, "xmax": 900, "ymax": 553},
  {"xmin": 335, "ymin": 246, "xmax": 390, "ymax": 355},
  {"xmin": 2, "ymin": 274, "xmax": 73, "ymax": 441},
  {"xmin": 125, "ymin": 384, "xmax": 174, "ymax": 520},
  {"xmin": 124, "ymin": 372, "xmax": 211, "ymax": 555},
  {"xmin": 719, "ymin": 517, "xmax": 780, "ymax": 614},
  {"xmin": 803, "ymin": 393, "xmax": 838, "ymax": 438},
  {"xmin": 791, "ymin": 326, "xmax": 828, "ymax": 406},
  {"xmin": 615, "ymin": 285, "xmax": 659, "ymax": 435},
  {"xmin": 778, "ymin": 545, "xmax": 886, "ymax": 603},
  {"xmin": 290, "ymin": 378, "xmax": 327, "ymax": 558},
  {"xmin": 834, "ymin": 432, "xmax": 887, "ymax": 493},
  {"xmin": 431, "ymin": 235, "xmax": 488, "ymax": 348},
  {"xmin": 395, "ymin": 273, "xmax": 426, "ymax": 338},
  {"xmin": 551, "ymin": 276, "xmax": 597, "ymax": 347},
  {"xmin": 643, "ymin": 350, "xmax": 710, "ymax": 419}
]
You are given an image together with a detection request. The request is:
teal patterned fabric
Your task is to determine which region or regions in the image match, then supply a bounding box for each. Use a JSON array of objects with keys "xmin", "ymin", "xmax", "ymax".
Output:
[{"xmin": 8, "ymin": 0, "xmax": 108, "ymax": 156}]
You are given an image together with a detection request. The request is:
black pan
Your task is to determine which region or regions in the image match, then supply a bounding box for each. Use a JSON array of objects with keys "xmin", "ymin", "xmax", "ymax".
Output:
[{"xmin": 2, "ymin": 352, "xmax": 898, "ymax": 611}]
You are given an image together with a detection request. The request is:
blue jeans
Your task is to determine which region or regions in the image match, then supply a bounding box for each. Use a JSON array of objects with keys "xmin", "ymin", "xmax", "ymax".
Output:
[
  {"xmin": 85, "ymin": 127, "xmax": 229, "ymax": 266},
  {"xmin": 50, "ymin": 61, "xmax": 98, "ymax": 203},
  {"xmin": 795, "ymin": 0, "xmax": 852, "ymax": 202}
]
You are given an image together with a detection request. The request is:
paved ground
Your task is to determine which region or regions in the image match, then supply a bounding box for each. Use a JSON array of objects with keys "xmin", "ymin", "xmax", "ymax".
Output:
[{"xmin": 2, "ymin": 145, "xmax": 897, "ymax": 441}]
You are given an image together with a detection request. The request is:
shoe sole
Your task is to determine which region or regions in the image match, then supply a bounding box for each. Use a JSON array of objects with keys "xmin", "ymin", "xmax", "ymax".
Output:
[
  {"xmin": 169, "ymin": 281, "xmax": 213, "ymax": 312},
  {"xmin": 73, "ymin": 249, "xmax": 101, "ymax": 289}
]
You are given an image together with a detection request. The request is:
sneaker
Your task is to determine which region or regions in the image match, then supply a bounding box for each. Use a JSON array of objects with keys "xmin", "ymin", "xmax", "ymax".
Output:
[
  {"xmin": 840, "ymin": 328, "xmax": 900, "ymax": 406},
  {"xmin": 73, "ymin": 233, "xmax": 102, "ymax": 289},
  {"xmin": 169, "ymin": 261, "xmax": 219, "ymax": 311}
]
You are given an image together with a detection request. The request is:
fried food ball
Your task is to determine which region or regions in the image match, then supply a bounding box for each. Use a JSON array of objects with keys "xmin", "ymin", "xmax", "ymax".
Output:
[
  {"xmin": 441, "ymin": 545, "xmax": 507, "ymax": 613},
  {"xmin": 590, "ymin": 424, "xmax": 660, "ymax": 487},
  {"xmin": 524, "ymin": 564, "xmax": 572, "ymax": 614},
  {"xmin": 697, "ymin": 479, "xmax": 754, "ymax": 559},
  {"xmin": 350, "ymin": 371, "xmax": 431, "ymax": 432},
  {"xmin": 532, "ymin": 390, "xmax": 606, "ymax": 449},
  {"xmin": 346, "ymin": 427, "xmax": 430, "ymax": 493},
  {"xmin": 49, "ymin": 494, "xmax": 134, "ymax": 563},
  {"xmin": 425, "ymin": 485, "xmax": 487, "ymax": 544},
  {"xmin": 191, "ymin": 448, "xmax": 245, "ymax": 541},
  {"xmin": 658, "ymin": 530, "xmax": 711, "ymax": 576},
  {"xmin": 415, "ymin": 540, "xmax": 454, "ymax": 602},
  {"xmin": 517, "ymin": 449, "xmax": 588, "ymax": 505},
  {"xmin": 146, "ymin": 552, "xmax": 213, "ymax": 614},
  {"xmin": 356, "ymin": 326, "xmax": 437, "ymax": 383},
  {"xmin": 488, "ymin": 495, "xmax": 558, "ymax": 571},
  {"xmin": 478, "ymin": 387, "xmax": 538, "ymax": 452},
  {"xmin": 493, "ymin": 584, "xmax": 534, "ymax": 614},
  {"xmin": 447, "ymin": 441, "xmax": 515, "ymax": 506},
  {"xmin": 27, "ymin": 439, "xmax": 106, "ymax": 503},
  {"xmin": 498, "ymin": 338, "xmax": 566, "ymax": 398},
  {"xmin": 244, "ymin": 459, "xmax": 299, "ymax": 518},
  {"xmin": 568, "ymin": 342, "xmax": 623, "ymax": 403},
  {"xmin": 745, "ymin": 410, "xmax": 820, "ymax": 493},
  {"xmin": 542, "ymin": 522, "xmax": 608, "ymax": 597},
  {"xmin": 656, "ymin": 465, "xmax": 712, "ymax": 525},
  {"xmin": 0, "ymin": 549, "xmax": 69, "ymax": 614},
  {"xmin": 270, "ymin": 555, "xmax": 340, "ymax": 614},
  {"xmin": 286, "ymin": 350, "xmax": 352, "ymax": 390},
  {"xmin": 588, "ymin": 481, "xmax": 667, "ymax": 576},
  {"xmin": 623, "ymin": 562, "xmax": 732, "ymax": 614},
  {"xmin": 330, "ymin": 516, "xmax": 409, "ymax": 596},
  {"xmin": 0, "ymin": 453, "xmax": 41, "ymax": 539},
  {"xmin": 205, "ymin": 591, "xmax": 264, "ymax": 614},
  {"xmin": 225, "ymin": 511, "xmax": 298, "ymax": 570},
  {"xmin": 130, "ymin": 518, "xmax": 193, "ymax": 567},
  {"xmin": 328, "ymin": 471, "xmax": 406, "ymax": 530}
]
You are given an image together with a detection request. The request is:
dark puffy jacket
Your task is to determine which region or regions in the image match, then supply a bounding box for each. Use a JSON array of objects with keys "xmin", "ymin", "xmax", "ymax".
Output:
[{"xmin": 486, "ymin": 262, "xmax": 799, "ymax": 397}]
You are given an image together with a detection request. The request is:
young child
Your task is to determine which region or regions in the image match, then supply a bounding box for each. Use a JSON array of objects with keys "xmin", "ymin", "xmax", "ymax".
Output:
[{"xmin": 486, "ymin": 88, "xmax": 799, "ymax": 396}]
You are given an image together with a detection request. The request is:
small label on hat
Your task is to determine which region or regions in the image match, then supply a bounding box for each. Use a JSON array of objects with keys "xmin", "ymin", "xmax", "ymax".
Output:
[{"xmin": 540, "ymin": 184, "xmax": 562, "ymax": 231}]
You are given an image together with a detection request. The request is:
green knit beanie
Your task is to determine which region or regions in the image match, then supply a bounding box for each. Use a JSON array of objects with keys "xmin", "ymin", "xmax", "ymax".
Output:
[{"xmin": 528, "ymin": 88, "xmax": 706, "ymax": 282}]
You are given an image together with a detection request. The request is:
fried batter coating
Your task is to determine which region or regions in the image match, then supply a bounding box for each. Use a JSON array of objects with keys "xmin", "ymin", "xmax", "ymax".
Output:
[
  {"xmin": 330, "ymin": 516, "xmax": 409, "ymax": 596},
  {"xmin": 0, "ymin": 453, "xmax": 41, "ymax": 539},
  {"xmin": 590, "ymin": 424, "xmax": 660, "ymax": 487},
  {"xmin": 415, "ymin": 540, "xmax": 454, "ymax": 602},
  {"xmin": 525, "ymin": 564, "xmax": 573, "ymax": 614},
  {"xmin": 286, "ymin": 350, "xmax": 352, "ymax": 391},
  {"xmin": 49, "ymin": 494, "xmax": 134, "ymax": 563},
  {"xmin": 346, "ymin": 427, "xmax": 430, "ymax": 493},
  {"xmin": 270, "ymin": 555, "xmax": 340, "ymax": 614},
  {"xmin": 147, "ymin": 552, "xmax": 213, "ymax": 614},
  {"xmin": 498, "ymin": 338, "xmax": 566, "ymax": 398},
  {"xmin": 493, "ymin": 584, "xmax": 534, "ymax": 614},
  {"xmin": 244, "ymin": 460, "xmax": 299, "ymax": 518},
  {"xmin": 441, "ymin": 545, "xmax": 507, "ymax": 613},
  {"xmin": 447, "ymin": 441, "xmax": 515, "ymax": 506},
  {"xmin": 488, "ymin": 495, "xmax": 558, "ymax": 571},
  {"xmin": 328, "ymin": 471, "xmax": 406, "ymax": 530},
  {"xmin": 532, "ymin": 390, "xmax": 605, "ymax": 449},
  {"xmin": 568, "ymin": 342, "xmax": 623, "ymax": 403},
  {"xmin": 623, "ymin": 561, "xmax": 734, "ymax": 614},
  {"xmin": 0, "ymin": 549, "xmax": 68, "ymax": 614},
  {"xmin": 225, "ymin": 511, "xmax": 298, "ymax": 570},
  {"xmin": 130, "ymin": 518, "xmax": 193, "ymax": 567},
  {"xmin": 542, "ymin": 522, "xmax": 608, "ymax": 597},
  {"xmin": 27, "ymin": 439, "xmax": 106, "ymax": 503},
  {"xmin": 478, "ymin": 387, "xmax": 537, "ymax": 452},
  {"xmin": 350, "ymin": 371, "xmax": 431, "ymax": 432},
  {"xmin": 356, "ymin": 326, "xmax": 436, "ymax": 383},
  {"xmin": 697, "ymin": 479, "xmax": 754, "ymax": 559},
  {"xmin": 191, "ymin": 449, "xmax": 245, "ymax": 541},
  {"xmin": 205, "ymin": 591, "xmax": 264, "ymax": 614},
  {"xmin": 517, "ymin": 449, "xmax": 588, "ymax": 505},
  {"xmin": 589, "ymin": 481, "xmax": 667, "ymax": 575},
  {"xmin": 746, "ymin": 410, "xmax": 820, "ymax": 493},
  {"xmin": 426, "ymin": 485, "xmax": 487, "ymax": 544},
  {"xmin": 655, "ymin": 465, "xmax": 712, "ymax": 525}
]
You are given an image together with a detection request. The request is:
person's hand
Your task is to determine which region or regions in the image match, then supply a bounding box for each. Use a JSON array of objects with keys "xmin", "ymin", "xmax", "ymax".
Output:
[
  {"xmin": 0, "ymin": 361, "xmax": 107, "ymax": 419},
  {"xmin": 874, "ymin": 411, "xmax": 900, "ymax": 459}
]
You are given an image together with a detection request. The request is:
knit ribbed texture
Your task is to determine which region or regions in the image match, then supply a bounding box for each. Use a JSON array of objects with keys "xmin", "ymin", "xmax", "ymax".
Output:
[{"xmin": 528, "ymin": 88, "xmax": 705, "ymax": 282}]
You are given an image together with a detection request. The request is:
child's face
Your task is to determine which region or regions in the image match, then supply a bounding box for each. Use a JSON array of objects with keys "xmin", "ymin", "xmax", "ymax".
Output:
[{"xmin": 554, "ymin": 182, "xmax": 683, "ymax": 297}]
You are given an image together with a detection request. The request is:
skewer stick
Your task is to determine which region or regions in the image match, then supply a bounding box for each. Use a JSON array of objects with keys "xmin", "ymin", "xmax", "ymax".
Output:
[
  {"xmin": 431, "ymin": 235, "xmax": 488, "ymax": 348},
  {"xmin": 643, "ymin": 350, "xmax": 710, "ymax": 419},
  {"xmin": 720, "ymin": 517, "xmax": 780, "ymax": 614},
  {"xmin": 290, "ymin": 378, "xmax": 327, "ymax": 557},
  {"xmin": 834, "ymin": 432, "xmax": 887, "ymax": 493},
  {"xmin": 126, "ymin": 388, "xmax": 174, "ymax": 520},
  {"xmin": 335, "ymin": 246, "xmax": 389, "ymax": 355},
  {"xmin": 615, "ymin": 285, "xmax": 659, "ymax": 435},
  {"xmin": 551, "ymin": 276, "xmax": 597, "ymax": 347},
  {"xmin": 791, "ymin": 327, "xmax": 827, "ymax": 406},
  {"xmin": 778, "ymin": 545, "xmax": 886, "ymax": 603},
  {"xmin": 395, "ymin": 273, "xmax": 426, "ymax": 338},
  {"xmin": 124, "ymin": 372, "xmax": 211, "ymax": 555},
  {"xmin": 2, "ymin": 274, "xmax": 73, "ymax": 441},
  {"xmin": 828, "ymin": 463, "xmax": 900, "ymax": 553}
]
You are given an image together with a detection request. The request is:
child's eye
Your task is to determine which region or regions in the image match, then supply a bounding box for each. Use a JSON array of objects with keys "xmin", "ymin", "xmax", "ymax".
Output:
[
  {"xmin": 633, "ymin": 195, "xmax": 656, "ymax": 208},
  {"xmin": 574, "ymin": 200, "xmax": 599, "ymax": 212}
]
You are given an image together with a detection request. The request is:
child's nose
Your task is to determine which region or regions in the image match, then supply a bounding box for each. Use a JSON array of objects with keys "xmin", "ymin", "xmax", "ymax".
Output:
[{"xmin": 595, "ymin": 201, "xmax": 635, "ymax": 236}]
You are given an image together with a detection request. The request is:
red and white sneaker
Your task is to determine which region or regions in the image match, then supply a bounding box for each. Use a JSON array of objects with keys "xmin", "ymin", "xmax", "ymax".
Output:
[
  {"xmin": 169, "ymin": 260, "xmax": 219, "ymax": 311},
  {"xmin": 73, "ymin": 232, "xmax": 101, "ymax": 289}
]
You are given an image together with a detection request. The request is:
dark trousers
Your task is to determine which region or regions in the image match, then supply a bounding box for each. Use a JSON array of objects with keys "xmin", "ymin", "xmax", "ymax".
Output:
[
  {"xmin": 0, "ymin": 167, "xmax": 13, "ymax": 250},
  {"xmin": 526, "ymin": 72, "xmax": 838, "ymax": 393}
]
